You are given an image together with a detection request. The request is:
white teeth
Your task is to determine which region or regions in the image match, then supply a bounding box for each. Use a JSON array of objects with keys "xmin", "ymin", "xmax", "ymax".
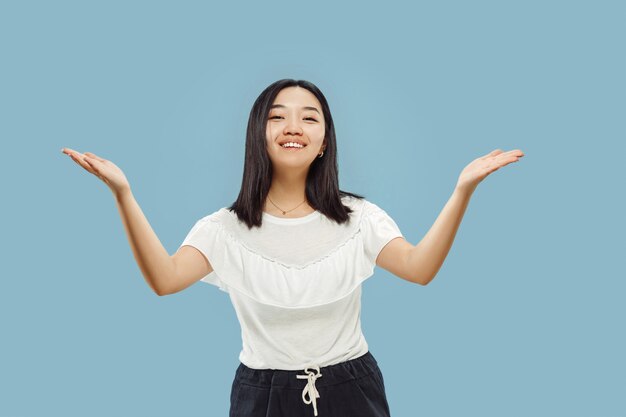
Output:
[{"xmin": 282, "ymin": 142, "xmax": 304, "ymax": 148}]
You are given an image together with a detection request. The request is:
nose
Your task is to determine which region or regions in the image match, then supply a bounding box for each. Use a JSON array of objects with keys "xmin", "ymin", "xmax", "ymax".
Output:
[{"xmin": 283, "ymin": 118, "xmax": 303, "ymax": 135}]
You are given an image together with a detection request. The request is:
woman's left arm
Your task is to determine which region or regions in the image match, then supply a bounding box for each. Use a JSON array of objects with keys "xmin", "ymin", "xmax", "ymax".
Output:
[{"xmin": 377, "ymin": 148, "xmax": 524, "ymax": 285}]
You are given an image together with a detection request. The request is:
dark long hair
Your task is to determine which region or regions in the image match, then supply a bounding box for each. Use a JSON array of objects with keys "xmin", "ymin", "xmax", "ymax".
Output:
[{"xmin": 227, "ymin": 78, "xmax": 364, "ymax": 229}]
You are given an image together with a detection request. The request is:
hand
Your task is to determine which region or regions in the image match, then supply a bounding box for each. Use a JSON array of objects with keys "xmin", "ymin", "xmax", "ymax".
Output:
[
  {"xmin": 61, "ymin": 148, "xmax": 131, "ymax": 197},
  {"xmin": 455, "ymin": 149, "xmax": 525, "ymax": 195}
]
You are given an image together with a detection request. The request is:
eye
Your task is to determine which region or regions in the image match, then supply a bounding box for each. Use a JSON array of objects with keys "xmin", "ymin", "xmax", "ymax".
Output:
[{"xmin": 269, "ymin": 115, "xmax": 318, "ymax": 122}]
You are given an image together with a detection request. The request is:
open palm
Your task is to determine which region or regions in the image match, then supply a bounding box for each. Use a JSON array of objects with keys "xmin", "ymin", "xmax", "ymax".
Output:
[
  {"xmin": 455, "ymin": 149, "xmax": 525, "ymax": 194},
  {"xmin": 62, "ymin": 148, "xmax": 131, "ymax": 196}
]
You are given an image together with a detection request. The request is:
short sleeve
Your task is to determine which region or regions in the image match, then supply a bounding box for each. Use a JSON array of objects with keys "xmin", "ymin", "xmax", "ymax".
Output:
[
  {"xmin": 179, "ymin": 216, "xmax": 229, "ymax": 293},
  {"xmin": 360, "ymin": 201, "xmax": 404, "ymax": 267}
]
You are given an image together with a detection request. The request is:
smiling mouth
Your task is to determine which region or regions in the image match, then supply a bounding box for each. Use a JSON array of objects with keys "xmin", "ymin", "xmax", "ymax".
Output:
[{"xmin": 280, "ymin": 143, "xmax": 307, "ymax": 150}]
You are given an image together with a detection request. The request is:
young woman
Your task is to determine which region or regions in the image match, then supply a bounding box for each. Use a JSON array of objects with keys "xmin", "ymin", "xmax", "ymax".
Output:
[{"xmin": 62, "ymin": 78, "xmax": 524, "ymax": 416}]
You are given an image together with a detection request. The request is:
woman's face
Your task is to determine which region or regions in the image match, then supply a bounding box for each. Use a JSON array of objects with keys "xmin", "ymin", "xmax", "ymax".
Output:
[{"xmin": 265, "ymin": 86, "xmax": 326, "ymax": 171}]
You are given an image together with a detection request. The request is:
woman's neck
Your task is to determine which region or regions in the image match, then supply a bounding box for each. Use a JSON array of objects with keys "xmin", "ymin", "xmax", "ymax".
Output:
[{"xmin": 264, "ymin": 172, "xmax": 313, "ymax": 215}]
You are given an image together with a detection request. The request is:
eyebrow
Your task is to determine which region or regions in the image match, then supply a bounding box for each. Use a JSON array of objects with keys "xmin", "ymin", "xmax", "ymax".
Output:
[{"xmin": 270, "ymin": 104, "xmax": 321, "ymax": 115}]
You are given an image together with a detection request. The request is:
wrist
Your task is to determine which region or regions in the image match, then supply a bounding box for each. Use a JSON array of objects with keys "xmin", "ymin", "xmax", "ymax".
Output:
[
  {"xmin": 113, "ymin": 186, "xmax": 133, "ymax": 202},
  {"xmin": 453, "ymin": 184, "xmax": 475, "ymax": 199}
]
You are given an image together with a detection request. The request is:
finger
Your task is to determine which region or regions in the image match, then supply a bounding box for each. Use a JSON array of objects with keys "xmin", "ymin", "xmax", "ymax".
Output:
[
  {"xmin": 69, "ymin": 152, "xmax": 97, "ymax": 174},
  {"xmin": 66, "ymin": 149, "xmax": 84, "ymax": 162},
  {"xmin": 64, "ymin": 148, "xmax": 86, "ymax": 160},
  {"xmin": 83, "ymin": 152, "xmax": 106, "ymax": 162},
  {"xmin": 481, "ymin": 149, "xmax": 504, "ymax": 160},
  {"xmin": 84, "ymin": 157, "xmax": 109, "ymax": 183},
  {"xmin": 507, "ymin": 151, "xmax": 525, "ymax": 161},
  {"xmin": 83, "ymin": 156, "xmax": 100, "ymax": 172},
  {"xmin": 493, "ymin": 151, "xmax": 524, "ymax": 164},
  {"xmin": 496, "ymin": 149, "xmax": 525, "ymax": 160},
  {"xmin": 84, "ymin": 155, "xmax": 105, "ymax": 170},
  {"xmin": 62, "ymin": 147, "xmax": 79, "ymax": 157},
  {"xmin": 84, "ymin": 155, "xmax": 101, "ymax": 169},
  {"xmin": 498, "ymin": 156, "xmax": 521, "ymax": 167}
]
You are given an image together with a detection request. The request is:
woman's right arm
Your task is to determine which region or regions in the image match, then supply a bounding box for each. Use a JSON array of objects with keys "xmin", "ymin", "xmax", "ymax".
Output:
[
  {"xmin": 115, "ymin": 190, "xmax": 213, "ymax": 296},
  {"xmin": 114, "ymin": 189, "xmax": 175, "ymax": 295},
  {"xmin": 114, "ymin": 189, "xmax": 215, "ymax": 296},
  {"xmin": 62, "ymin": 148, "xmax": 212, "ymax": 296}
]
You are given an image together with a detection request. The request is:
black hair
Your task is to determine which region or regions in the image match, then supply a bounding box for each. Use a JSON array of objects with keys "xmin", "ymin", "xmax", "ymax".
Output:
[{"xmin": 227, "ymin": 78, "xmax": 364, "ymax": 229}]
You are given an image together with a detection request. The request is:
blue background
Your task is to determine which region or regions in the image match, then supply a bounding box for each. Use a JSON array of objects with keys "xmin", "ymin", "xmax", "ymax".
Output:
[{"xmin": 1, "ymin": 0, "xmax": 624, "ymax": 416}]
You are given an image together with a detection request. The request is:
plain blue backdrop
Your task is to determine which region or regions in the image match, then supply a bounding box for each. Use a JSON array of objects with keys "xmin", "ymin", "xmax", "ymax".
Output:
[{"xmin": 1, "ymin": 0, "xmax": 624, "ymax": 416}]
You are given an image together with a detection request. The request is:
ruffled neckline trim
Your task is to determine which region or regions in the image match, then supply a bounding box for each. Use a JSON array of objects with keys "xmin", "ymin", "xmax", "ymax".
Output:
[
  {"xmin": 208, "ymin": 213, "xmax": 361, "ymax": 271},
  {"xmin": 185, "ymin": 196, "xmax": 393, "ymax": 309}
]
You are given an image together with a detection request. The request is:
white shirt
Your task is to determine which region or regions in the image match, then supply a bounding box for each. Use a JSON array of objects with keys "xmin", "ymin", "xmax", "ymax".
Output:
[{"xmin": 179, "ymin": 194, "xmax": 404, "ymax": 370}]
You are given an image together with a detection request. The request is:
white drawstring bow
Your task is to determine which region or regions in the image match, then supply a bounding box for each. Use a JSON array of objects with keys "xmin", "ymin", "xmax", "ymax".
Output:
[{"xmin": 297, "ymin": 366, "xmax": 323, "ymax": 416}]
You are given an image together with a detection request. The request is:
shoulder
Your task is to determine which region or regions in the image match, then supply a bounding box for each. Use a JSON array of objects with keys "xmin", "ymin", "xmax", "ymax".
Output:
[
  {"xmin": 341, "ymin": 194, "xmax": 384, "ymax": 217},
  {"xmin": 340, "ymin": 194, "xmax": 366, "ymax": 210},
  {"xmin": 189, "ymin": 207, "xmax": 231, "ymax": 227}
]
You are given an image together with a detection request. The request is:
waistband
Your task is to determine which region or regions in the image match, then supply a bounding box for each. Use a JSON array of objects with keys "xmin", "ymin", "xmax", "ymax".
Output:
[
  {"xmin": 234, "ymin": 351, "xmax": 379, "ymax": 389},
  {"xmin": 234, "ymin": 351, "xmax": 380, "ymax": 416}
]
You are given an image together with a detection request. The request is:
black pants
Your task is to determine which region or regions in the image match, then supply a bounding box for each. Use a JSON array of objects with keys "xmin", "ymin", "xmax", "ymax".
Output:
[{"xmin": 229, "ymin": 351, "xmax": 391, "ymax": 417}]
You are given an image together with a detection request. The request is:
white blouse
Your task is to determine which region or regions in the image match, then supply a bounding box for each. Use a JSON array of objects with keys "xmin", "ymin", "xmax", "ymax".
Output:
[{"xmin": 179, "ymin": 194, "xmax": 404, "ymax": 371}]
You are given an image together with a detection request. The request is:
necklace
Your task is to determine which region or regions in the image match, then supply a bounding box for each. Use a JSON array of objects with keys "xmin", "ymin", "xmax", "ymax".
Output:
[{"xmin": 267, "ymin": 195, "xmax": 308, "ymax": 215}]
